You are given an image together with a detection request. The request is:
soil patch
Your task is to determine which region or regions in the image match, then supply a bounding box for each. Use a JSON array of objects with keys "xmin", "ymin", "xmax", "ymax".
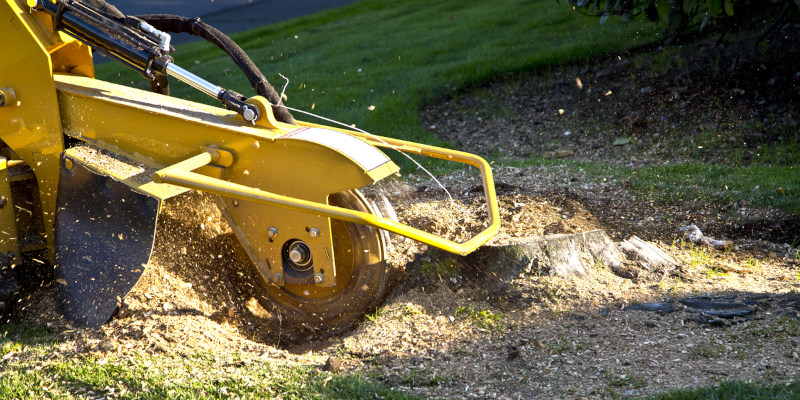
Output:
[{"xmin": 421, "ymin": 30, "xmax": 799, "ymax": 166}]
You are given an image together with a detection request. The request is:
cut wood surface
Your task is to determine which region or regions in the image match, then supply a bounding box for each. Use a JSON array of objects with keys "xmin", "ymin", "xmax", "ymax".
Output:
[{"xmin": 620, "ymin": 235, "xmax": 680, "ymax": 271}]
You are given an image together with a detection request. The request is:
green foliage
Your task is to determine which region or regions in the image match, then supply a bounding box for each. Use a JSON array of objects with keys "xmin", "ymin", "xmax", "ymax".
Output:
[
  {"xmin": 569, "ymin": 0, "xmax": 799, "ymax": 38},
  {"xmin": 0, "ymin": 320, "xmax": 417, "ymax": 400},
  {"xmin": 363, "ymin": 306, "xmax": 386, "ymax": 324},
  {"xmin": 513, "ymin": 157, "xmax": 800, "ymax": 215},
  {"xmin": 686, "ymin": 245, "xmax": 713, "ymax": 268},
  {"xmin": 400, "ymin": 304, "xmax": 423, "ymax": 318}
]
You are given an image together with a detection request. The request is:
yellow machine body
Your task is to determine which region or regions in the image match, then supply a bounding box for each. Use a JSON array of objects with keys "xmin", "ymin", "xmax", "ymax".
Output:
[
  {"xmin": 0, "ymin": 0, "xmax": 94, "ymax": 259},
  {"xmin": 0, "ymin": 0, "xmax": 500, "ymax": 330}
]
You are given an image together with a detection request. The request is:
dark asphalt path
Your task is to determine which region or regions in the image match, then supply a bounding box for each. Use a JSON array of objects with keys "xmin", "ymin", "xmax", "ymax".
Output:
[{"xmin": 107, "ymin": 0, "xmax": 358, "ymax": 38}]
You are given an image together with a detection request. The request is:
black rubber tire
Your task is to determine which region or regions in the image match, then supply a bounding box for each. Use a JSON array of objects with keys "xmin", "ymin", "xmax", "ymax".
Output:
[{"xmin": 255, "ymin": 190, "xmax": 402, "ymax": 339}]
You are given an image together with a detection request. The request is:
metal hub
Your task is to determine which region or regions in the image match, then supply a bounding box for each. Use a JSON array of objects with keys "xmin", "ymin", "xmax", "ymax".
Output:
[{"xmin": 283, "ymin": 240, "xmax": 313, "ymax": 272}]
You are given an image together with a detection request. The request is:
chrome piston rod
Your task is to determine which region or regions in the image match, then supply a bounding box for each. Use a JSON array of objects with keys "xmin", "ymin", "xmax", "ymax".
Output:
[
  {"xmin": 165, "ymin": 63, "xmax": 259, "ymax": 123},
  {"xmin": 166, "ymin": 63, "xmax": 224, "ymax": 98}
]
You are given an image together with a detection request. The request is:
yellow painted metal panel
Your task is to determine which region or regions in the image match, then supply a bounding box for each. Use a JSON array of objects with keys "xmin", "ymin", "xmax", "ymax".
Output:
[
  {"xmin": 152, "ymin": 150, "xmax": 500, "ymax": 256},
  {"xmin": 0, "ymin": 0, "xmax": 70, "ymax": 262},
  {"xmin": 55, "ymin": 74, "xmax": 404, "ymax": 285},
  {"xmin": 0, "ymin": 158, "xmax": 20, "ymax": 258}
]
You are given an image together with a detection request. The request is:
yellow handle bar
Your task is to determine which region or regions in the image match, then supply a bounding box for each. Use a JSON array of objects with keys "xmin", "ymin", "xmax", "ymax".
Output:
[{"xmin": 152, "ymin": 140, "xmax": 500, "ymax": 256}]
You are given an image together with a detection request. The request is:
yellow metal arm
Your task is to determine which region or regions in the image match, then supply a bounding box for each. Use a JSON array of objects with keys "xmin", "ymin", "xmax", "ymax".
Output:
[{"xmin": 152, "ymin": 147, "xmax": 500, "ymax": 256}]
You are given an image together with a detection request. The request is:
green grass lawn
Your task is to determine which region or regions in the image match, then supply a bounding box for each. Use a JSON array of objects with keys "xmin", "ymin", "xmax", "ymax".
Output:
[
  {"xmin": 0, "ymin": 321, "xmax": 415, "ymax": 400},
  {"xmin": 510, "ymin": 157, "xmax": 800, "ymax": 215},
  {"xmin": 646, "ymin": 380, "xmax": 800, "ymax": 400},
  {"xmin": 96, "ymin": 0, "xmax": 657, "ymax": 147}
]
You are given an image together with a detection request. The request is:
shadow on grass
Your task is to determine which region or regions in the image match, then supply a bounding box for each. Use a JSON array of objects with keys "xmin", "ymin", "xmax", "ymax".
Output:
[{"xmin": 0, "ymin": 319, "xmax": 59, "ymax": 348}]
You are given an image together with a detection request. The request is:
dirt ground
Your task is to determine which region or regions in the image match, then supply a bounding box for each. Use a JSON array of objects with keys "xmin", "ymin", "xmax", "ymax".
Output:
[{"xmin": 13, "ymin": 26, "xmax": 800, "ymax": 399}]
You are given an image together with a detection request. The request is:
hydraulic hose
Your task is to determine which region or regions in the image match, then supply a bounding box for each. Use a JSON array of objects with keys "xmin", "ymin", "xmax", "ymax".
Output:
[
  {"xmin": 37, "ymin": 0, "xmax": 294, "ymax": 124},
  {"xmin": 135, "ymin": 14, "xmax": 294, "ymax": 124}
]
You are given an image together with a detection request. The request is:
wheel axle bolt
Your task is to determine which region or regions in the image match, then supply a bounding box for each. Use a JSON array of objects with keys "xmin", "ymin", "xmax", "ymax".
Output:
[
  {"xmin": 309, "ymin": 228, "xmax": 320, "ymax": 239},
  {"xmin": 267, "ymin": 227, "xmax": 278, "ymax": 239},
  {"xmin": 272, "ymin": 272, "xmax": 283, "ymax": 283},
  {"xmin": 314, "ymin": 273, "xmax": 324, "ymax": 284},
  {"xmin": 289, "ymin": 247, "xmax": 308, "ymax": 264}
]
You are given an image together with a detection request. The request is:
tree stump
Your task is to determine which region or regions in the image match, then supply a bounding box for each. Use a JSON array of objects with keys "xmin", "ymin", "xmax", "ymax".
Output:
[
  {"xmin": 456, "ymin": 229, "xmax": 624, "ymax": 282},
  {"xmin": 425, "ymin": 230, "xmax": 679, "ymax": 293}
]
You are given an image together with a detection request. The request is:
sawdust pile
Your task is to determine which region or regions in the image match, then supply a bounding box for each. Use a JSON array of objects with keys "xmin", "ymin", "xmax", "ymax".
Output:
[
  {"xmin": 19, "ymin": 171, "xmax": 596, "ymax": 356},
  {"xmin": 20, "ymin": 192, "xmax": 283, "ymax": 355},
  {"xmin": 369, "ymin": 171, "xmax": 603, "ymax": 248},
  {"xmin": 114, "ymin": 192, "xmax": 282, "ymax": 352}
]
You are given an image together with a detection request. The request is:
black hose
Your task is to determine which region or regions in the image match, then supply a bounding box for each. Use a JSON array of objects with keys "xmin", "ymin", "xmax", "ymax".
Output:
[
  {"xmin": 83, "ymin": 0, "xmax": 125, "ymax": 19},
  {"xmin": 79, "ymin": 0, "xmax": 293, "ymax": 124},
  {"xmin": 136, "ymin": 14, "xmax": 294, "ymax": 124}
]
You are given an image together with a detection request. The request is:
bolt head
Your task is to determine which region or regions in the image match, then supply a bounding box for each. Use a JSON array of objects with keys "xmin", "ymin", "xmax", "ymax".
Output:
[
  {"xmin": 242, "ymin": 107, "xmax": 257, "ymax": 122},
  {"xmin": 309, "ymin": 228, "xmax": 320, "ymax": 239},
  {"xmin": 267, "ymin": 227, "xmax": 278, "ymax": 239},
  {"xmin": 289, "ymin": 248, "xmax": 305, "ymax": 264},
  {"xmin": 272, "ymin": 272, "xmax": 282, "ymax": 283},
  {"xmin": 314, "ymin": 273, "xmax": 324, "ymax": 284}
]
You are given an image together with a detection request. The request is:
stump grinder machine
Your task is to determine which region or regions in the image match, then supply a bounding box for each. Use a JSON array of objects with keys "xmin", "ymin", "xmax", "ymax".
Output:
[{"xmin": 0, "ymin": 0, "xmax": 499, "ymax": 336}]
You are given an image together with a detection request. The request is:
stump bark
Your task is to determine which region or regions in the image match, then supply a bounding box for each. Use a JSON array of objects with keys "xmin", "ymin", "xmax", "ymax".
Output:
[
  {"xmin": 458, "ymin": 229, "xmax": 624, "ymax": 281},
  {"xmin": 426, "ymin": 230, "xmax": 680, "ymax": 293}
]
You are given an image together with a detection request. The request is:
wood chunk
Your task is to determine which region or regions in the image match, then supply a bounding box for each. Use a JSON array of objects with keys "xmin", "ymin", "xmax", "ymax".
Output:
[
  {"xmin": 619, "ymin": 236, "xmax": 679, "ymax": 271},
  {"xmin": 679, "ymin": 224, "xmax": 734, "ymax": 250}
]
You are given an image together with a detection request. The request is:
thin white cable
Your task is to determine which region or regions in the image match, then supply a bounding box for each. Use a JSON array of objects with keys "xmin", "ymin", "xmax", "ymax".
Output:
[
  {"xmin": 271, "ymin": 74, "xmax": 454, "ymax": 203},
  {"xmin": 276, "ymin": 73, "xmax": 289, "ymax": 106}
]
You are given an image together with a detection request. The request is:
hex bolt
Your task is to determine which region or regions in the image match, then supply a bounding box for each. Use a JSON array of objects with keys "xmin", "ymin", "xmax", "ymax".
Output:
[
  {"xmin": 272, "ymin": 272, "xmax": 283, "ymax": 283},
  {"xmin": 314, "ymin": 272, "xmax": 324, "ymax": 284},
  {"xmin": 267, "ymin": 227, "xmax": 278, "ymax": 239},
  {"xmin": 308, "ymin": 228, "xmax": 320, "ymax": 239}
]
